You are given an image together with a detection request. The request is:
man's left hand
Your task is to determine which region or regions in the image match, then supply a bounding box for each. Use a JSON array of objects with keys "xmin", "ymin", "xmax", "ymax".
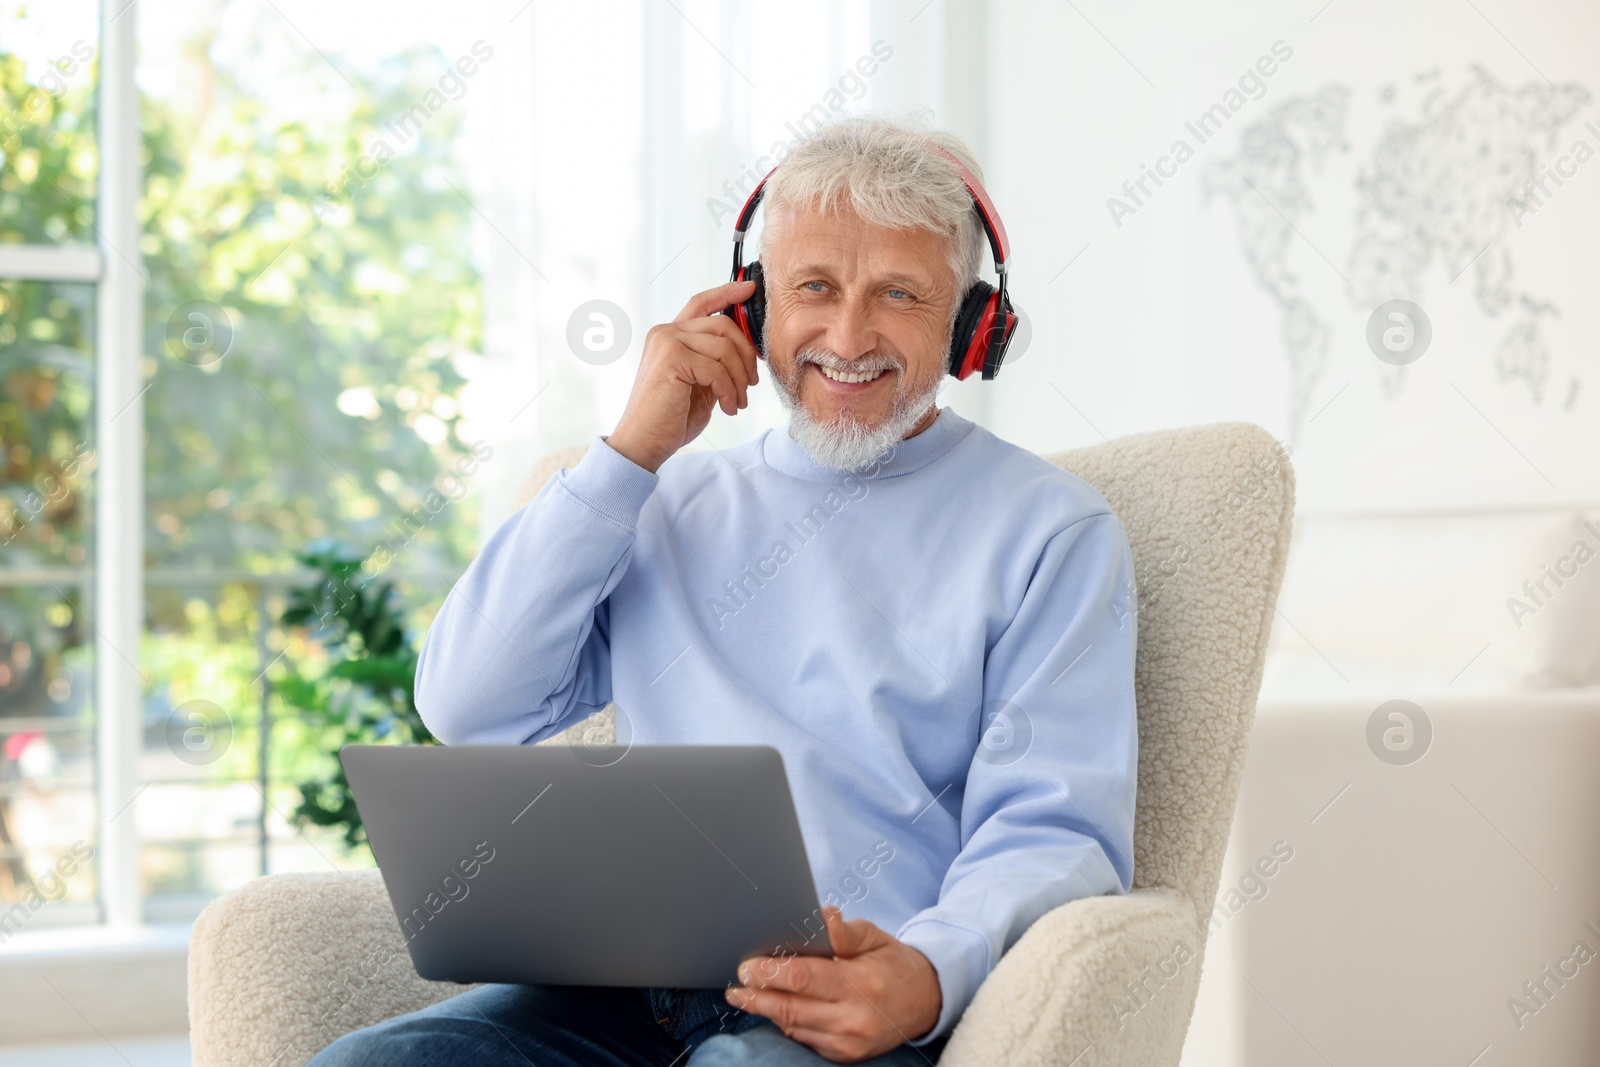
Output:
[{"xmin": 723, "ymin": 905, "xmax": 942, "ymax": 1063}]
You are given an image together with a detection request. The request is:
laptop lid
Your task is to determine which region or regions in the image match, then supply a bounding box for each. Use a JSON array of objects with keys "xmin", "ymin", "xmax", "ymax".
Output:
[{"xmin": 341, "ymin": 743, "xmax": 829, "ymax": 988}]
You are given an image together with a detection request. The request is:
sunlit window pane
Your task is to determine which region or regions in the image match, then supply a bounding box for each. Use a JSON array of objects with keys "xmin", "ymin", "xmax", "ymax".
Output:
[
  {"xmin": 0, "ymin": 0, "xmax": 99, "ymax": 245},
  {"xmin": 0, "ymin": 582, "xmax": 97, "ymax": 919},
  {"xmin": 0, "ymin": 278, "xmax": 94, "ymax": 568},
  {"xmin": 0, "ymin": 276, "xmax": 95, "ymax": 929}
]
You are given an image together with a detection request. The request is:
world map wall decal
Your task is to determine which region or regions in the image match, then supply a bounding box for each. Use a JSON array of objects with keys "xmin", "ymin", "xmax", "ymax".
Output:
[{"xmin": 1202, "ymin": 66, "xmax": 1591, "ymax": 442}]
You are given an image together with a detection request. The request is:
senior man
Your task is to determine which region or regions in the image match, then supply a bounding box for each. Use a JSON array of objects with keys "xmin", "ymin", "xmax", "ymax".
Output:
[{"xmin": 312, "ymin": 116, "xmax": 1138, "ymax": 1067}]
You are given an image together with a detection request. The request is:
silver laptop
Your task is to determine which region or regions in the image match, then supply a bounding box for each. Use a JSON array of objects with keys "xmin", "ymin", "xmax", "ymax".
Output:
[{"xmin": 340, "ymin": 743, "xmax": 829, "ymax": 988}]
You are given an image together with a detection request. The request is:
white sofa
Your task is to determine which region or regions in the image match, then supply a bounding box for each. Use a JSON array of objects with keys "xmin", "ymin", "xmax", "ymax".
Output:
[{"xmin": 1182, "ymin": 507, "xmax": 1600, "ymax": 1066}]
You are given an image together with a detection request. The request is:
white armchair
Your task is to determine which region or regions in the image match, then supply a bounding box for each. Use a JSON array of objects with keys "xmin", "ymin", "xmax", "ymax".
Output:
[{"xmin": 187, "ymin": 421, "xmax": 1295, "ymax": 1066}]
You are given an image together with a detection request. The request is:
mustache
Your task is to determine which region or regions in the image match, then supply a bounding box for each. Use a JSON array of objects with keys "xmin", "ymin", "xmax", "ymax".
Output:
[{"xmin": 795, "ymin": 348, "xmax": 901, "ymax": 375}]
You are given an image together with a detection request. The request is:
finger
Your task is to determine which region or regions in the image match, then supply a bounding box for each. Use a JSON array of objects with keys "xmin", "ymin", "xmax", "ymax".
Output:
[
  {"xmin": 823, "ymin": 907, "xmax": 884, "ymax": 960},
  {"xmin": 736, "ymin": 953, "xmax": 794, "ymax": 990},
  {"xmin": 673, "ymin": 331, "xmax": 751, "ymax": 409},
  {"xmin": 649, "ymin": 340, "xmax": 739, "ymax": 418},
  {"xmin": 823, "ymin": 906, "xmax": 849, "ymax": 955},
  {"xmin": 673, "ymin": 278, "xmax": 758, "ymax": 325},
  {"xmin": 672, "ymin": 312, "xmax": 760, "ymax": 385},
  {"xmin": 673, "ymin": 323, "xmax": 752, "ymax": 387},
  {"xmin": 738, "ymin": 953, "xmax": 848, "ymax": 1001},
  {"xmin": 671, "ymin": 348, "xmax": 741, "ymax": 416},
  {"xmin": 674, "ymin": 330, "xmax": 751, "ymax": 409},
  {"xmin": 727, "ymin": 985, "xmax": 852, "ymax": 1035}
]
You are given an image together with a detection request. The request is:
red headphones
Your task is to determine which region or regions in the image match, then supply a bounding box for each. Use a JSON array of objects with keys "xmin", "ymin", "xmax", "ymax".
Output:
[{"xmin": 721, "ymin": 143, "xmax": 1020, "ymax": 381}]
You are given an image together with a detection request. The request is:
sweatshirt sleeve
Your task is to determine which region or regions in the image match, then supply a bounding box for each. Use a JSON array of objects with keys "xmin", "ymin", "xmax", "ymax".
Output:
[
  {"xmin": 894, "ymin": 511, "xmax": 1139, "ymax": 1045},
  {"xmin": 414, "ymin": 434, "xmax": 659, "ymax": 746}
]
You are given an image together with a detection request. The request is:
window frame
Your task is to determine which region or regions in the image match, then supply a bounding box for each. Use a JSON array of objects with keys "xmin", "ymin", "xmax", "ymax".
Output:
[
  {"xmin": 91, "ymin": 0, "xmax": 143, "ymax": 930},
  {"xmin": 0, "ymin": 0, "xmax": 143, "ymax": 932}
]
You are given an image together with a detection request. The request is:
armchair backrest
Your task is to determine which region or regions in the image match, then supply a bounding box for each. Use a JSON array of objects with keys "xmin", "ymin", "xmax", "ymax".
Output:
[{"xmin": 1041, "ymin": 422, "xmax": 1294, "ymax": 925}]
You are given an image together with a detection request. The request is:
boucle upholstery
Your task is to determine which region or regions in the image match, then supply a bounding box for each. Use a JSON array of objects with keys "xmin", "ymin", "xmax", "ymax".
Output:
[{"xmin": 188, "ymin": 421, "xmax": 1294, "ymax": 1067}]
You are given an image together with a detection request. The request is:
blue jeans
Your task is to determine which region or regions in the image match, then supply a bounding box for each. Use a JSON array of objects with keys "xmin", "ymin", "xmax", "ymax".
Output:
[{"xmin": 308, "ymin": 983, "xmax": 950, "ymax": 1066}]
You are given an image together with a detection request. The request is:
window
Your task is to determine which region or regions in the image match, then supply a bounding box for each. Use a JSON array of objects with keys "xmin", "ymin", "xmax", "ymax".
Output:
[
  {"xmin": 3, "ymin": 0, "xmax": 498, "ymax": 933},
  {"xmin": 2, "ymin": 0, "xmax": 953, "ymax": 938}
]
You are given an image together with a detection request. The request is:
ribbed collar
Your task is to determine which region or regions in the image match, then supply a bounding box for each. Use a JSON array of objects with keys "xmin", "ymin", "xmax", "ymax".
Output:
[{"xmin": 759, "ymin": 405, "xmax": 976, "ymax": 483}]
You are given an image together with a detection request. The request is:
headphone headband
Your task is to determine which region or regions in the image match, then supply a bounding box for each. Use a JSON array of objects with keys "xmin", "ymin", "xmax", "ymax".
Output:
[{"xmin": 730, "ymin": 145, "xmax": 1009, "ymax": 273}]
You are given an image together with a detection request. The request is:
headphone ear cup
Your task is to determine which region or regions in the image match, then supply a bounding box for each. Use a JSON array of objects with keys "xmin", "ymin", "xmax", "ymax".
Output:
[
  {"xmin": 722, "ymin": 259, "xmax": 766, "ymax": 357},
  {"xmin": 746, "ymin": 259, "xmax": 767, "ymax": 359},
  {"xmin": 947, "ymin": 281, "xmax": 995, "ymax": 380},
  {"xmin": 985, "ymin": 294, "xmax": 1018, "ymax": 379}
]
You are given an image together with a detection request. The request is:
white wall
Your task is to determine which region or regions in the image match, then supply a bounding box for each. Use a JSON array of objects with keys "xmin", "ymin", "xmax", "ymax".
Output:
[{"xmin": 984, "ymin": 0, "xmax": 1600, "ymax": 516}]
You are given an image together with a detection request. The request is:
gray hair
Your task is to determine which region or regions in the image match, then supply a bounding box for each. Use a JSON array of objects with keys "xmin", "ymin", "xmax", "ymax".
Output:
[{"xmin": 755, "ymin": 113, "xmax": 989, "ymax": 305}]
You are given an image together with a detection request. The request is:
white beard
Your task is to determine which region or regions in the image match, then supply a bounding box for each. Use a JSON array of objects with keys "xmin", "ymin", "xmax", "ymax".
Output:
[{"xmin": 763, "ymin": 318, "xmax": 944, "ymax": 473}]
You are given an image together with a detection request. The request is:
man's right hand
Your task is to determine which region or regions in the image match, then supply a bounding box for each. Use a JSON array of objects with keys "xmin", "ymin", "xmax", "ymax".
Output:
[{"xmin": 605, "ymin": 279, "xmax": 761, "ymax": 473}]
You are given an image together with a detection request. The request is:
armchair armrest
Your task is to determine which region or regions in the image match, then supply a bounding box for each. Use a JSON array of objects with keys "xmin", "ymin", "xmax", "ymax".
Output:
[
  {"xmin": 188, "ymin": 870, "xmax": 477, "ymax": 1067},
  {"xmin": 937, "ymin": 888, "xmax": 1202, "ymax": 1067}
]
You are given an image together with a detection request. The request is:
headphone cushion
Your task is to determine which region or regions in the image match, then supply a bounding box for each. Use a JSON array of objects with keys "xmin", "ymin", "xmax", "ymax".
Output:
[
  {"xmin": 745, "ymin": 259, "xmax": 767, "ymax": 358},
  {"xmin": 947, "ymin": 281, "xmax": 995, "ymax": 379}
]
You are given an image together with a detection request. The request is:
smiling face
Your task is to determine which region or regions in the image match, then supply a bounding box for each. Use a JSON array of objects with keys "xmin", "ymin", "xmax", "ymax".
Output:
[{"xmin": 759, "ymin": 202, "xmax": 962, "ymax": 469}]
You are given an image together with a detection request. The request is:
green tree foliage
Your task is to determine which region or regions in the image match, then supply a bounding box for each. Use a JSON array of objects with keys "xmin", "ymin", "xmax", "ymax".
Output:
[
  {"xmin": 3, "ymin": 33, "xmax": 484, "ymax": 574},
  {"xmin": 0, "ymin": 40, "xmax": 97, "ymax": 246},
  {"xmin": 0, "ymin": 45, "xmax": 97, "ymax": 565},
  {"xmin": 140, "ymin": 37, "xmax": 482, "ymax": 578}
]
